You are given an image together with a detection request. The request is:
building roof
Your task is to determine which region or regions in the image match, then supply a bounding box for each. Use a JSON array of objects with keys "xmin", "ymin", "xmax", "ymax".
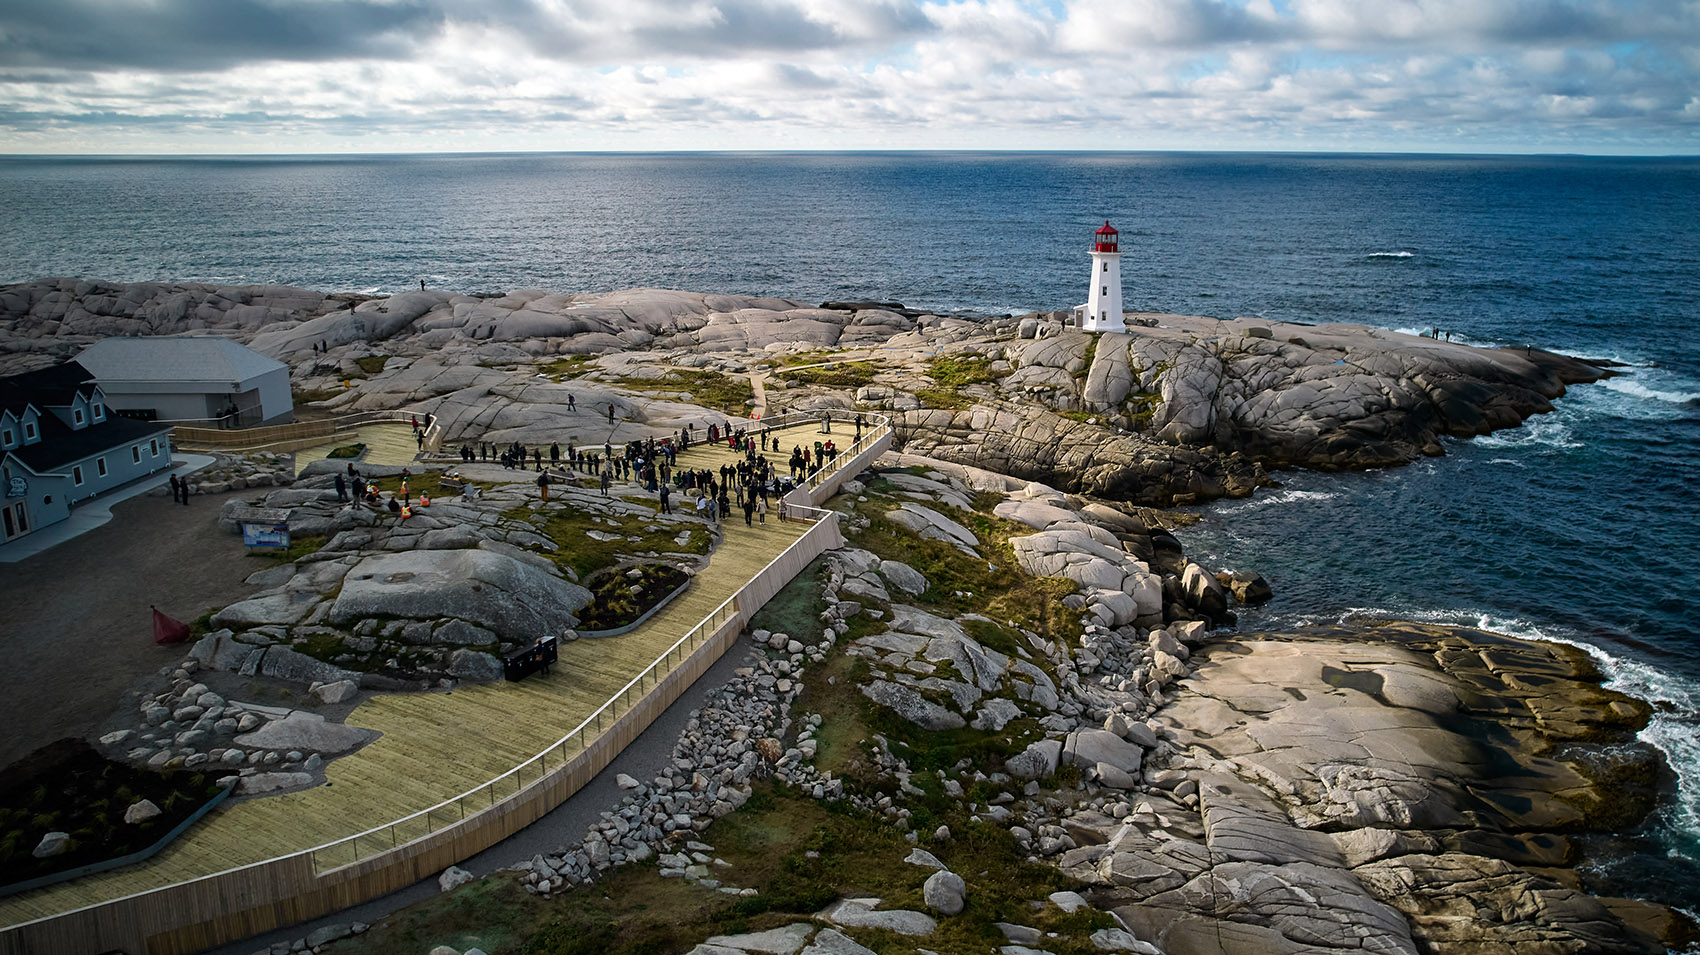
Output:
[
  {"xmin": 7, "ymin": 412, "xmax": 170, "ymax": 474},
  {"xmin": 76, "ymin": 337, "xmax": 287, "ymax": 388},
  {"xmin": 0, "ymin": 360, "xmax": 98, "ymax": 416}
]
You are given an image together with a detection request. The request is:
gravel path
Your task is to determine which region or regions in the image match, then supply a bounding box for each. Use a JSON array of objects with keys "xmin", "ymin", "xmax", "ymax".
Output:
[{"xmin": 0, "ymin": 491, "xmax": 257, "ymax": 770}]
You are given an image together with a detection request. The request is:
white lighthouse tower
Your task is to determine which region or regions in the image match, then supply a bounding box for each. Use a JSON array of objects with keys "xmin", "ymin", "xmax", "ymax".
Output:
[{"xmin": 1074, "ymin": 220, "xmax": 1127, "ymax": 334}]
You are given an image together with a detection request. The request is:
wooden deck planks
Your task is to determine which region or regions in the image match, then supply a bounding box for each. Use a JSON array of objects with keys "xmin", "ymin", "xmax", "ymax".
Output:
[{"xmin": 0, "ymin": 429, "xmax": 819, "ymax": 927}]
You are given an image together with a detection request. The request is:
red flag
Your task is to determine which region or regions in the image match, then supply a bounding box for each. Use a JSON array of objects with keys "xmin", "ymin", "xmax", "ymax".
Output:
[{"xmin": 152, "ymin": 606, "xmax": 191, "ymax": 645}]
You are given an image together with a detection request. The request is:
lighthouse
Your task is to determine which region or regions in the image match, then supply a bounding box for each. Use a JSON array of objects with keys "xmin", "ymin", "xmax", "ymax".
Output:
[{"xmin": 1074, "ymin": 220, "xmax": 1127, "ymax": 334}]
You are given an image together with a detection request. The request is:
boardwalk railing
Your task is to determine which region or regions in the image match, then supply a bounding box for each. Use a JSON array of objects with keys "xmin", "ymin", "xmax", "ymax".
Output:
[
  {"xmin": 170, "ymin": 409, "xmax": 430, "ymax": 451},
  {"xmin": 0, "ymin": 411, "xmax": 888, "ymax": 955},
  {"xmin": 305, "ymin": 590, "xmax": 744, "ymax": 874}
]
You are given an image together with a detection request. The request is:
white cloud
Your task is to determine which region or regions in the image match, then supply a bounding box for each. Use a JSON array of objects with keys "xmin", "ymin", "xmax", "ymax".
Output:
[{"xmin": 0, "ymin": 0, "xmax": 1693, "ymax": 153}]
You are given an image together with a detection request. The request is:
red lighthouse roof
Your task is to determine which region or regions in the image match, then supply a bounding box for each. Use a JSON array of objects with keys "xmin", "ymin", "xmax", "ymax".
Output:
[{"xmin": 1093, "ymin": 220, "xmax": 1119, "ymax": 253}]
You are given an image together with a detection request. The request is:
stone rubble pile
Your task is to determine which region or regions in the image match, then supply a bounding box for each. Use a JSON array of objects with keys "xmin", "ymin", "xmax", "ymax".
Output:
[{"xmin": 97, "ymin": 659, "xmax": 362, "ymax": 796}]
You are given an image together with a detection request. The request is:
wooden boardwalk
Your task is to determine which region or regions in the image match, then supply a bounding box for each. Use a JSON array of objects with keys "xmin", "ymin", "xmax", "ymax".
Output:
[
  {"xmin": 292, "ymin": 423, "xmax": 422, "ymax": 475},
  {"xmin": 0, "ymin": 422, "xmax": 834, "ymax": 927}
]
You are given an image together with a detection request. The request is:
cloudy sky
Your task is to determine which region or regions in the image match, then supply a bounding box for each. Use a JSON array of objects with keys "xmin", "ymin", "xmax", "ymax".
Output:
[{"xmin": 0, "ymin": 0, "xmax": 1695, "ymax": 154}]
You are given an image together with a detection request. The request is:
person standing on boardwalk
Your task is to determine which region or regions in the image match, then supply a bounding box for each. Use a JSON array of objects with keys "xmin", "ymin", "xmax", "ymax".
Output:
[
  {"xmin": 756, "ymin": 496, "xmax": 768, "ymax": 523},
  {"xmin": 549, "ymin": 442, "xmax": 560, "ymax": 467},
  {"xmin": 599, "ymin": 468, "xmax": 611, "ymax": 496},
  {"xmin": 742, "ymin": 494, "xmax": 755, "ymax": 526}
]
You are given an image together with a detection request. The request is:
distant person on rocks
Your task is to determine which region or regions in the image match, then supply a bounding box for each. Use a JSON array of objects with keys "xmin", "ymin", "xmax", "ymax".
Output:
[
  {"xmin": 420, "ymin": 279, "xmax": 426, "ymax": 291},
  {"xmin": 537, "ymin": 472, "xmax": 550, "ymax": 502},
  {"xmin": 334, "ymin": 474, "xmax": 347, "ymax": 502},
  {"xmin": 608, "ymin": 404, "xmax": 616, "ymax": 425},
  {"xmin": 567, "ymin": 394, "xmax": 576, "ymax": 411},
  {"xmin": 659, "ymin": 484, "xmax": 671, "ymax": 514},
  {"xmin": 599, "ymin": 469, "xmax": 611, "ymax": 496},
  {"xmin": 550, "ymin": 442, "xmax": 560, "ymax": 466}
]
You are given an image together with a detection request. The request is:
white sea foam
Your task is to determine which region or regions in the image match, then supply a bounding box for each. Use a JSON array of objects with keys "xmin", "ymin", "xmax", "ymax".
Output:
[
  {"xmin": 1471, "ymin": 414, "xmax": 1581, "ymax": 451},
  {"xmin": 1600, "ymin": 375, "xmax": 1700, "ymax": 408},
  {"xmin": 1367, "ymin": 250, "xmax": 1414, "ymax": 258}
]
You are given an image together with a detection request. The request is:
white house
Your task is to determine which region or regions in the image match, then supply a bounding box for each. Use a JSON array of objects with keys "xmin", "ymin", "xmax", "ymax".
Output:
[
  {"xmin": 2, "ymin": 361, "xmax": 175, "ymax": 545},
  {"xmin": 76, "ymin": 337, "xmax": 293, "ymax": 427}
]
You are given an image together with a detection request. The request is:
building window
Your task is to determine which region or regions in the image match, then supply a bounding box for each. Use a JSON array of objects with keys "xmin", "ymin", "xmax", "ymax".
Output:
[
  {"xmin": 150, "ymin": 438, "xmax": 159, "ymax": 456},
  {"xmin": 133, "ymin": 445, "xmax": 142, "ymax": 464},
  {"xmin": 26, "ymin": 422, "xmax": 37, "ymax": 441},
  {"xmin": 1102, "ymin": 286, "xmax": 1108, "ymax": 296},
  {"xmin": 93, "ymin": 403, "xmax": 105, "ymax": 421},
  {"xmin": 74, "ymin": 408, "xmax": 84, "ymax": 426},
  {"xmin": 1103, "ymin": 262, "xmax": 1109, "ymax": 272},
  {"xmin": 97, "ymin": 457, "xmax": 108, "ymax": 478},
  {"xmin": 73, "ymin": 465, "xmax": 84, "ymax": 486},
  {"xmin": 1, "ymin": 428, "xmax": 11, "ymax": 448}
]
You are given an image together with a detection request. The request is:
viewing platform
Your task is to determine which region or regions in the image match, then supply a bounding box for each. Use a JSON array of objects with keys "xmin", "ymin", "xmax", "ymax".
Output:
[{"xmin": 0, "ymin": 412, "xmax": 892, "ymax": 955}]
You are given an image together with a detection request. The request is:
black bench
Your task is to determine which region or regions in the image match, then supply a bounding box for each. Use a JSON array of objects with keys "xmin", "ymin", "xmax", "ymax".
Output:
[{"xmin": 504, "ymin": 635, "xmax": 558, "ymax": 682}]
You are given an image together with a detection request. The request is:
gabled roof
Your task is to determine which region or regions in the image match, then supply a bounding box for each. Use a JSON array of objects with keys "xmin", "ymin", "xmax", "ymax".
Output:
[
  {"xmin": 76, "ymin": 337, "xmax": 286, "ymax": 387},
  {"xmin": 0, "ymin": 361, "xmax": 98, "ymax": 417},
  {"xmin": 6, "ymin": 412, "xmax": 170, "ymax": 474}
]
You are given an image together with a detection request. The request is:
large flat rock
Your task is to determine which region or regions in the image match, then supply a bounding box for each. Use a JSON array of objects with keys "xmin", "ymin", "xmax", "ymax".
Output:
[{"xmin": 328, "ymin": 548, "xmax": 590, "ymax": 640}]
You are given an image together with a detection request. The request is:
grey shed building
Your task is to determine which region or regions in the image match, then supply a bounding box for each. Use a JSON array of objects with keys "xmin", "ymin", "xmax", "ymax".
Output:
[{"xmin": 76, "ymin": 337, "xmax": 294, "ymax": 427}]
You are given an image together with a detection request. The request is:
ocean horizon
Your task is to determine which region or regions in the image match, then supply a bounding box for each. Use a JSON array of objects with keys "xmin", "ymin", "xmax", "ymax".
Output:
[{"xmin": 2, "ymin": 150, "xmax": 1696, "ymax": 915}]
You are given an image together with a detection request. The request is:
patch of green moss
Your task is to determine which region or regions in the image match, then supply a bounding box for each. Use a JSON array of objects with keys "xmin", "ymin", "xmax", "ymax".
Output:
[
  {"xmin": 354, "ymin": 355, "xmax": 390, "ymax": 375},
  {"xmin": 914, "ymin": 387, "xmax": 972, "ymax": 410},
  {"xmin": 541, "ymin": 354, "xmax": 597, "ymax": 379},
  {"xmin": 617, "ymin": 370, "xmax": 752, "ymax": 414},
  {"xmin": 777, "ymin": 361, "xmax": 878, "ymax": 388},
  {"xmin": 927, "ymin": 356, "xmax": 996, "ymax": 387}
]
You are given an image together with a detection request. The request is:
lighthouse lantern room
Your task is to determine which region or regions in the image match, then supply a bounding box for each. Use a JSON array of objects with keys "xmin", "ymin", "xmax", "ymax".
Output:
[{"xmin": 1074, "ymin": 220, "xmax": 1127, "ymax": 334}]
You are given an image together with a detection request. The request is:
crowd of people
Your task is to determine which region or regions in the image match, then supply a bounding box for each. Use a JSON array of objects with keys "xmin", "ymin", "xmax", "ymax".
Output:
[{"xmin": 376, "ymin": 412, "xmax": 874, "ymax": 531}]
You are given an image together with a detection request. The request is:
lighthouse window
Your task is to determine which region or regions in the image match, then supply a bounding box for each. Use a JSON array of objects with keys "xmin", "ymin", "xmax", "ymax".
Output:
[{"xmin": 1102, "ymin": 262, "xmax": 1109, "ymax": 272}]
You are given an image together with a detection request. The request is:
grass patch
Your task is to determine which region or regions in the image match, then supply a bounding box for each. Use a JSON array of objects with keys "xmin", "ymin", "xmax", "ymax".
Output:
[
  {"xmin": 846, "ymin": 487, "xmax": 1080, "ymax": 649},
  {"xmin": 0, "ymin": 739, "xmax": 223, "ymax": 888},
  {"xmin": 1054, "ymin": 409, "xmax": 1095, "ymax": 424},
  {"xmin": 927, "ymin": 356, "xmax": 996, "ymax": 388},
  {"xmin": 914, "ymin": 388, "xmax": 972, "ymax": 411},
  {"xmin": 354, "ymin": 355, "xmax": 390, "ymax": 376},
  {"xmin": 617, "ymin": 370, "xmax": 752, "ymax": 414},
  {"xmin": 528, "ymin": 506, "xmax": 711, "ymax": 579},
  {"xmin": 542, "ymin": 355, "xmax": 597, "ymax": 379},
  {"xmin": 775, "ymin": 361, "xmax": 878, "ymax": 388},
  {"xmin": 254, "ymin": 534, "xmax": 327, "ymax": 564},
  {"xmin": 577, "ymin": 564, "xmax": 691, "ymax": 632},
  {"xmin": 747, "ymin": 555, "xmax": 831, "ymax": 639},
  {"xmin": 326, "ymin": 443, "xmax": 365, "ymax": 459}
]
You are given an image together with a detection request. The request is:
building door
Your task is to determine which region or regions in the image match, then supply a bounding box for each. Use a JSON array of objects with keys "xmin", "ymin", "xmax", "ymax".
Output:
[{"xmin": 3, "ymin": 502, "xmax": 24, "ymax": 540}]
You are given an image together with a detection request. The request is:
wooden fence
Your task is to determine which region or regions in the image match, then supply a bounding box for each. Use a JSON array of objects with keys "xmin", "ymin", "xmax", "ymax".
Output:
[
  {"xmin": 0, "ymin": 495, "xmax": 850, "ymax": 955},
  {"xmin": 170, "ymin": 410, "xmax": 425, "ymax": 452}
]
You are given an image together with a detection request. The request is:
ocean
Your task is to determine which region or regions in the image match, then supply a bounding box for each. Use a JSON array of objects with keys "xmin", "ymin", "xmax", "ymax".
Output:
[{"xmin": 2, "ymin": 151, "xmax": 1697, "ymax": 911}]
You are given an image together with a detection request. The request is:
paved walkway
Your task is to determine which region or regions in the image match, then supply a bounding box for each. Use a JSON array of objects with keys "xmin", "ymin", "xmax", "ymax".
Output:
[
  {"xmin": 0, "ymin": 457, "xmax": 256, "ymax": 770},
  {"xmin": 0, "ymin": 422, "xmax": 832, "ymax": 928}
]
